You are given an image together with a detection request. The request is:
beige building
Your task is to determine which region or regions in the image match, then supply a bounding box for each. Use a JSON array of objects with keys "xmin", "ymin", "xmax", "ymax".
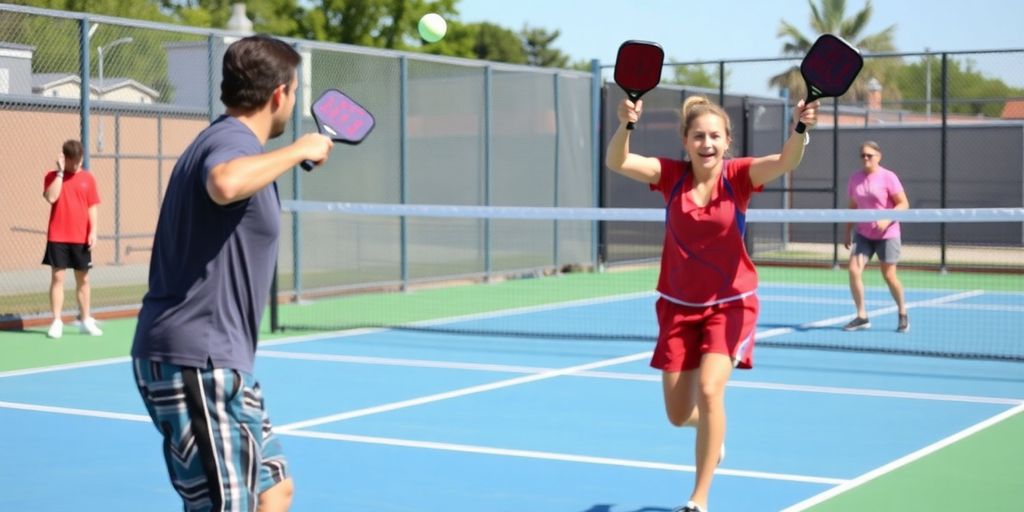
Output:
[{"xmin": 31, "ymin": 73, "xmax": 159, "ymax": 103}]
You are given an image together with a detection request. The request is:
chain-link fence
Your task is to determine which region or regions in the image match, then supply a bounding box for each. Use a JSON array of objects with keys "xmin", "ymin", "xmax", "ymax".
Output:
[
  {"xmin": 2, "ymin": 3, "xmax": 1022, "ymax": 324},
  {"xmin": 0, "ymin": 5, "xmax": 596, "ymax": 323},
  {"xmin": 599, "ymin": 49, "xmax": 1024, "ymax": 269}
]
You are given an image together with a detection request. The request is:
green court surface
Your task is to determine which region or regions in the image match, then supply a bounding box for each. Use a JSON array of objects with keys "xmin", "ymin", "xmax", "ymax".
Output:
[
  {"xmin": 2, "ymin": 265, "xmax": 1021, "ymax": 510},
  {"xmin": 805, "ymin": 408, "xmax": 1024, "ymax": 511}
]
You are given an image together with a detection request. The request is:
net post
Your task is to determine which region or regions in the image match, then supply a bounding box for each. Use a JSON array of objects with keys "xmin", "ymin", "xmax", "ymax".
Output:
[
  {"xmin": 291, "ymin": 43, "xmax": 304, "ymax": 299},
  {"xmin": 270, "ymin": 261, "xmax": 279, "ymax": 333},
  {"xmin": 590, "ymin": 58, "xmax": 603, "ymax": 272}
]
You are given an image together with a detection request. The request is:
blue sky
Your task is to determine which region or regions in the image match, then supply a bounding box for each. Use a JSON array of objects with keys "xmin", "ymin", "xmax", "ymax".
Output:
[{"xmin": 456, "ymin": 0, "xmax": 1024, "ymax": 95}]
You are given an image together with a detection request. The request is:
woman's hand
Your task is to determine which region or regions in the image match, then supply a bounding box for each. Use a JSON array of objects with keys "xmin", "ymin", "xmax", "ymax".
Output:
[
  {"xmin": 793, "ymin": 99, "xmax": 820, "ymax": 131},
  {"xmin": 617, "ymin": 98, "xmax": 642, "ymax": 126}
]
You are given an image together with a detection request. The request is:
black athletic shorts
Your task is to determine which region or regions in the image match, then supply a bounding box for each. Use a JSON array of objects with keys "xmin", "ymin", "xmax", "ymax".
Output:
[{"xmin": 42, "ymin": 241, "xmax": 92, "ymax": 270}]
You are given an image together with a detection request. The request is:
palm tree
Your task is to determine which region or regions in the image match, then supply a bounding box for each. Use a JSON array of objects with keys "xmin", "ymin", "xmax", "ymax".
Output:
[{"xmin": 771, "ymin": 0, "xmax": 896, "ymax": 105}]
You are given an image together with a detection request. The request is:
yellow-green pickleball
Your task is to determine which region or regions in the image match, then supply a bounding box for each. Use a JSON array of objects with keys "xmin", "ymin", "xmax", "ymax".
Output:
[{"xmin": 418, "ymin": 13, "xmax": 447, "ymax": 43}]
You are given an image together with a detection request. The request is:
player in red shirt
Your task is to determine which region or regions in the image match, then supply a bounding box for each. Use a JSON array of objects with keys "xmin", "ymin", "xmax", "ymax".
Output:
[
  {"xmin": 42, "ymin": 139, "xmax": 102, "ymax": 339},
  {"xmin": 606, "ymin": 95, "xmax": 818, "ymax": 512}
]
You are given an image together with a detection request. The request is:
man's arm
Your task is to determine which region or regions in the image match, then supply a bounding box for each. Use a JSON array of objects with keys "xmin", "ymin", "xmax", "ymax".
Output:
[
  {"xmin": 43, "ymin": 157, "xmax": 65, "ymax": 204},
  {"xmin": 87, "ymin": 205, "xmax": 98, "ymax": 248},
  {"xmin": 206, "ymin": 133, "xmax": 332, "ymax": 205}
]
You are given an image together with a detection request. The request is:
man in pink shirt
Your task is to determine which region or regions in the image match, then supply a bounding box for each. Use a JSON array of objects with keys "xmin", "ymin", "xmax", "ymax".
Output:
[{"xmin": 843, "ymin": 141, "xmax": 910, "ymax": 333}]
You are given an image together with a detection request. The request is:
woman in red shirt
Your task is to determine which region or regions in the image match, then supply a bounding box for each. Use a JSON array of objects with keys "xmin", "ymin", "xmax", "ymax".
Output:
[{"xmin": 606, "ymin": 95, "xmax": 818, "ymax": 512}]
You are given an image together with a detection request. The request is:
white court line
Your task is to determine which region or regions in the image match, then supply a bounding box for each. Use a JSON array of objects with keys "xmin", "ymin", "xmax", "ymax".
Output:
[
  {"xmin": 760, "ymin": 281, "xmax": 1024, "ymax": 297},
  {"xmin": 0, "ymin": 398, "xmax": 845, "ymax": 485},
  {"xmin": 259, "ymin": 351, "xmax": 1023, "ymax": 406},
  {"xmin": 260, "ymin": 350, "xmax": 554, "ymax": 374},
  {"xmin": 275, "ymin": 351, "xmax": 652, "ymax": 432},
  {"xmin": 272, "ymin": 290, "xmax": 995, "ymax": 432},
  {"xmin": 781, "ymin": 401, "xmax": 1024, "ymax": 511},
  {"xmin": 0, "ymin": 400, "xmax": 149, "ymax": 422},
  {"xmin": 756, "ymin": 289, "xmax": 984, "ymax": 339},
  {"xmin": 0, "ymin": 285, "xmax": 1005, "ymax": 378},
  {"xmin": 407, "ymin": 291, "xmax": 656, "ymax": 328},
  {"xmin": 0, "ymin": 356, "xmax": 131, "ymax": 379},
  {"xmin": 0, "ymin": 292, "xmax": 656, "ymax": 378},
  {"xmin": 761, "ymin": 294, "xmax": 1024, "ymax": 312},
  {"xmin": 284, "ymin": 430, "xmax": 847, "ymax": 485}
]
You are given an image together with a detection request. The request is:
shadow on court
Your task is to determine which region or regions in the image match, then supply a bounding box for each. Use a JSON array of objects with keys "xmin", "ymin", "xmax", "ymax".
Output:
[{"xmin": 582, "ymin": 506, "xmax": 673, "ymax": 512}]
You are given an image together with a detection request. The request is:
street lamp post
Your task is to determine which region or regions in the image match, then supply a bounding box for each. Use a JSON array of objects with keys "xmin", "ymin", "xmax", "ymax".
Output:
[{"xmin": 96, "ymin": 36, "xmax": 133, "ymax": 152}]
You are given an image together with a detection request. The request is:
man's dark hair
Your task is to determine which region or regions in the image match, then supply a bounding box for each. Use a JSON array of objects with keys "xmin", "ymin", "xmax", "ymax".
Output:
[
  {"xmin": 62, "ymin": 139, "xmax": 83, "ymax": 159},
  {"xmin": 220, "ymin": 35, "xmax": 300, "ymax": 111}
]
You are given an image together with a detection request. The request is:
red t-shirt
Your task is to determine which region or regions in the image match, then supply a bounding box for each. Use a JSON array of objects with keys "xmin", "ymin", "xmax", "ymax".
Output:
[
  {"xmin": 651, "ymin": 157, "xmax": 762, "ymax": 306},
  {"xmin": 43, "ymin": 169, "xmax": 100, "ymax": 244}
]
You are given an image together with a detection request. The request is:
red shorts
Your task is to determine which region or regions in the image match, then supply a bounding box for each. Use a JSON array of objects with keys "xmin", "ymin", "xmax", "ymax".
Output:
[{"xmin": 650, "ymin": 294, "xmax": 759, "ymax": 372}]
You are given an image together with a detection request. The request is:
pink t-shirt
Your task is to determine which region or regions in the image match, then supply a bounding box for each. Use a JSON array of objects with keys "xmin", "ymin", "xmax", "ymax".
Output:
[{"xmin": 847, "ymin": 166, "xmax": 904, "ymax": 240}]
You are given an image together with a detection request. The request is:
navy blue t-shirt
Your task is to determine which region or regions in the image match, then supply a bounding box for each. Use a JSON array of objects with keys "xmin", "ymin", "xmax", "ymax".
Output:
[{"xmin": 132, "ymin": 116, "xmax": 279, "ymax": 374}]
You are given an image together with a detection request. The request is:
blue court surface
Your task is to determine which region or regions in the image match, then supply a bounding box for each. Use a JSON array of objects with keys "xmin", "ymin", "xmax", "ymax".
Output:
[{"xmin": 1, "ymin": 283, "xmax": 1022, "ymax": 511}]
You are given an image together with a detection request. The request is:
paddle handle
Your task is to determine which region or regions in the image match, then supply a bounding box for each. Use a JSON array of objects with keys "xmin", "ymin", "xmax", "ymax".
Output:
[{"xmin": 626, "ymin": 92, "xmax": 640, "ymax": 130}]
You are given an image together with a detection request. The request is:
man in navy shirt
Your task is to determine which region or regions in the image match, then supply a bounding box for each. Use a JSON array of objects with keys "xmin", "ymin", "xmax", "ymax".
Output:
[{"xmin": 132, "ymin": 35, "xmax": 332, "ymax": 512}]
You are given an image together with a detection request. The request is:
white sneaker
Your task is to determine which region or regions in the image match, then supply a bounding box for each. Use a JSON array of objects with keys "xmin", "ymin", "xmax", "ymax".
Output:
[
  {"xmin": 47, "ymin": 319, "xmax": 63, "ymax": 339},
  {"xmin": 80, "ymin": 317, "xmax": 103, "ymax": 336}
]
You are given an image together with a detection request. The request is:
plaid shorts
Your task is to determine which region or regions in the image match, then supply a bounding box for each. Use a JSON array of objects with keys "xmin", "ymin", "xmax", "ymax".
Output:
[{"xmin": 132, "ymin": 359, "xmax": 288, "ymax": 512}]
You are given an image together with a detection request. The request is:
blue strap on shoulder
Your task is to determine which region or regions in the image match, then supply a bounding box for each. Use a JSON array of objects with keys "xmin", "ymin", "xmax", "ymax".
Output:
[{"xmin": 666, "ymin": 161, "xmax": 745, "ymax": 236}]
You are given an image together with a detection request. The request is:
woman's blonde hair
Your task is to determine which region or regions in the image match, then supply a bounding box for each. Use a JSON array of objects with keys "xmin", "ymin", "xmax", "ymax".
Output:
[{"xmin": 680, "ymin": 95, "xmax": 731, "ymax": 138}]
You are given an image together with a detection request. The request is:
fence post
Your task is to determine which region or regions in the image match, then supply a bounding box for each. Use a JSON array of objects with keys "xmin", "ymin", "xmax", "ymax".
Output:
[
  {"xmin": 590, "ymin": 58, "xmax": 602, "ymax": 271},
  {"xmin": 832, "ymin": 100, "xmax": 840, "ymax": 269},
  {"xmin": 483, "ymin": 65, "xmax": 492, "ymax": 282},
  {"xmin": 291, "ymin": 43, "xmax": 304, "ymax": 300},
  {"xmin": 157, "ymin": 115, "xmax": 163, "ymax": 203},
  {"xmin": 399, "ymin": 56, "xmax": 409, "ymax": 290},
  {"xmin": 553, "ymin": 73, "xmax": 561, "ymax": 270},
  {"xmin": 80, "ymin": 18, "xmax": 91, "ymax": 170},
  {"xmin": 718, "ymin": 61, "xmax": 726, "ymax": 106},
  {"xmin": 940, "ymin": 53, "xmax": 949, "ymax": 273},
  {"xmin": 207, "ymin": 35, "xmax": 216, "ymax": 123},
  {"xmin": 114, "ymin": 112, "xmax": 121, "ymax": 264}
]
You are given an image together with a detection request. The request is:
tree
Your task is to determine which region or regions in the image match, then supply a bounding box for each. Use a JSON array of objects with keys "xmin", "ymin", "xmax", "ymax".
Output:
[
  {"xmin": 469, "ymin": 22, "xmax": 526, "ymax": 64},
  {"xmin": 6, "ymin": 0, "xmax": 178, "ymax": 100},
  {"xmin": 521, "ymin": 26, "xmax": 569, "ymax": 68},
  {"xmin": 668, "ymin": 61, "xmax": 727, "ymax": 90},
  {"xmin": 893, "ymin": 56, "xmax": 1024, "ymax": 118},
  {"xmin": 8, "ymin": 0, "xmax": 576, "ymax": 77},
  {"xmin": 297, "ymin": 0, "xmax": 458, "ymax": 50},
  {"xmin": 771, "ymin": 0, "xmax": 896, "ymax": 103},
  {"xmin": 163, "ymin": 0, "xmax": 306, "ymax": 37}
]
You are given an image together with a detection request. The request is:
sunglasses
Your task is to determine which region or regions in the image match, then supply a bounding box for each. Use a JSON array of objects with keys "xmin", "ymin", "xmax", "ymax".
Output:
[{"xmin": 861, "ymin": 153, "xmax": 878, "ymax": 159}]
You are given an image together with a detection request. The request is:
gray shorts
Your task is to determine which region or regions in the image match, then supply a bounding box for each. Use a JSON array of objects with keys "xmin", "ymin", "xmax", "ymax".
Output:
[{"xmin": 851, "ymin": 232, "xmax": 901, "ymax": 264}]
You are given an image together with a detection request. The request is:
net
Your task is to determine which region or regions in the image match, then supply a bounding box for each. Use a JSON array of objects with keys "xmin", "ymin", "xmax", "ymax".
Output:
[{"xmin": 272, "ymin": 202, "xmax": 1024, "ymax": 362}]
